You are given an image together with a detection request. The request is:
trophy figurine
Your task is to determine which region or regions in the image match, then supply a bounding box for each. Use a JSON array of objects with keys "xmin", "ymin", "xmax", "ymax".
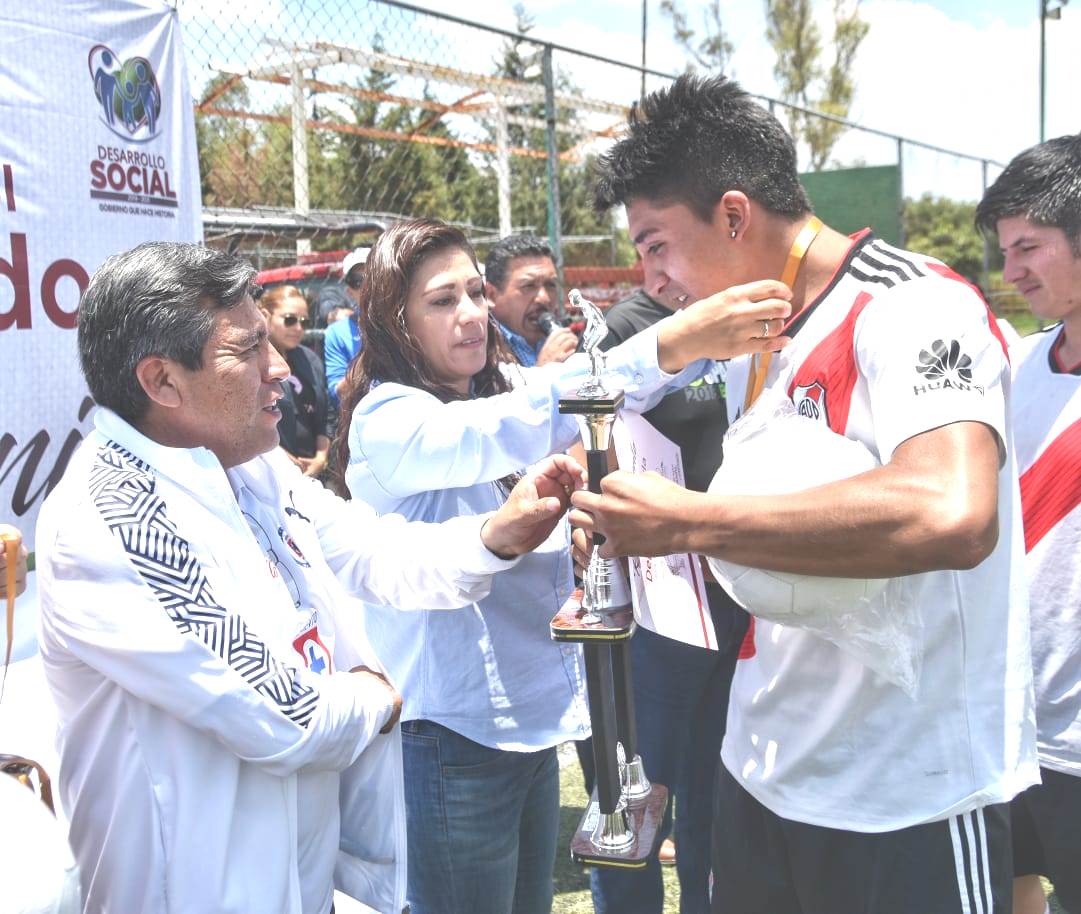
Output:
[{"xmin": 551, "ymin": 290, "xmax": 668, "ymax": 867}]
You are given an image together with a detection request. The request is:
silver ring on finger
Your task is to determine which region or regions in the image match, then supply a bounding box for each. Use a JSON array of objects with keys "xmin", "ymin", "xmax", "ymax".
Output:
[{"xmin": 761, "ymin": 319, "xmax": 770, "ymax": 338}]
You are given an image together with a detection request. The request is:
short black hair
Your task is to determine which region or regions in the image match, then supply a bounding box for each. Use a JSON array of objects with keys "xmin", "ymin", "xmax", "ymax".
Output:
[
  {"xmin": 78, "ymin": 242, "xmax": 257, "ymax": 423},
  {"xmin": 484, "ymin": 234, "xmax": 554, "ymax": 291},
  {"xmin": 976, "ymin": 134, "xmax": 1081, "ymax": 254},
  {"xmin": 593, "ymin": 73, "xmax": 811, "ymax": 222}
]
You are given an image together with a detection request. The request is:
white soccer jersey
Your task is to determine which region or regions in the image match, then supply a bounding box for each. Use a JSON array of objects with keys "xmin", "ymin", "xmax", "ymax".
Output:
[
  {"xmin": 1011, "ymin": 324, "xmax": 1081, "ymax": 776},
  {"xmin": 721, "ymin": 232, "xmax": 1038, "ymax": 832}
]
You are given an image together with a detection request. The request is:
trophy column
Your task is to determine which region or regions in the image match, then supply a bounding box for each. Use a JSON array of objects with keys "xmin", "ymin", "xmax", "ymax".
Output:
[{"xmin": 551, "ymin": 390, "xmax": 668, "ymax": 868}]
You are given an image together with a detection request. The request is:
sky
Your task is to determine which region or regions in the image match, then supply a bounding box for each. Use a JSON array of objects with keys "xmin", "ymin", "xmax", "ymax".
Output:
[
  {"xmin": 391, "ymin": 0, "xmax": 1080, "ymax": 199},
  {"xmin": 178, "ymin": 0, "xmax": 1080, "ymax": 202}
]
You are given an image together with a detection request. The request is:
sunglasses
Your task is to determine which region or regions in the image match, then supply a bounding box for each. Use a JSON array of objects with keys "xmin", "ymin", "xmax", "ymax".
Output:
[
  {"xmin": 1, "ymin": 754, "xmax": 55, "ymax": 814},
  {"xmin": 280, "ymin": 314, "xmax": 310, "ymax": 328},
  {"xmin": 345, "ymin": 272, "xmax": 364, "ymax": 290}
]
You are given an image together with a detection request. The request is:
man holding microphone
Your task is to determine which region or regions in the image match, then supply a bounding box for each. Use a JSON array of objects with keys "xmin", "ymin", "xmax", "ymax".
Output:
[{"xmin": 484, "ymin": 234, "xmax": 578, "ymax": 366}]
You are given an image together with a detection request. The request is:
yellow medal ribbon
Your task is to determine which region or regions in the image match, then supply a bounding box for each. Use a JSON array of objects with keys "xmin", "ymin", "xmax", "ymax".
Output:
[{"xmin": 742, "ymin": 216, "xmax": 824, "ymax": 412}]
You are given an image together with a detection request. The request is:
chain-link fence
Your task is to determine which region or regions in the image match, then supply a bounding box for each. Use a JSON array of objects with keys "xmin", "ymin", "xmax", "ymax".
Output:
[{"xmin": 177, "ymin": 0, "xmax": 1021, "ymax": 312}]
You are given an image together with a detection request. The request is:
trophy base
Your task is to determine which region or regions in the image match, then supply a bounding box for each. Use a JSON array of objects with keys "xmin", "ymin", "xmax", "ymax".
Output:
[
  {"xmin": 550, "ymin": 589, "xmax": 635, "ymax": 643},
  {"xmin": 570, "ymin": 783, "xmax": 669, "ymax": 869}
]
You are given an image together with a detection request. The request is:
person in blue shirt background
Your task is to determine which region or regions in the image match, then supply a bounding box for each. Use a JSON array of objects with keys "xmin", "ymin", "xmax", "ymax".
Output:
[
  {"xmin": 484, "ymin": 235, "xmax": 578, "ymax": 368},
  {"xmin": 324, "ymin": 246, "xmax": 368, "ymax": 409}
]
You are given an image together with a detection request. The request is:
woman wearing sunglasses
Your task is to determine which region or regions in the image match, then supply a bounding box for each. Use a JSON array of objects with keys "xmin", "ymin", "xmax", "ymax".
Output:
[{"xmin": 260, "ymin": 284, "xmax": 331, "ymax": 478}]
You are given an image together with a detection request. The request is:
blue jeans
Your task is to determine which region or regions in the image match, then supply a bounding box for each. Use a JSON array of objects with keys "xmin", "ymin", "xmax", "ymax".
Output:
[
  {"xmin": 401, "ymin": 719, "xmax": 560, "ymax": 914},
  {"xmin": 589, "ymin": 589, "xmax": 748, "ymax": 914}
]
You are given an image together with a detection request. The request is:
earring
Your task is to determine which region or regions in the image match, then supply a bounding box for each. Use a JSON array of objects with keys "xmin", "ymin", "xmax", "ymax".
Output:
[{"xmin": 730, "ymin": 230, "xmax": 737, "ymax": 239}]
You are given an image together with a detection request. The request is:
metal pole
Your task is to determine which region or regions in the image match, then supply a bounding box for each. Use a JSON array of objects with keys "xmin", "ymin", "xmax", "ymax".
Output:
[
  {"xmin": 896, "ymin": 138, "xmax": 905, "ymax": 247},
  {"xmin": 543, "ymin": 44, "xmax": 565, "ymax": 317},
  {"xmin": 981, "ymin": 159, "xmax": 991, "ymax": 297},
  {"xmin": 494, "ymin": 101, "xmax": 512, "ymax": 238},
  {"xmin": 291, "ymin": 54, "xmax": 311, "ymax": 257},
  {"xmin": 640, "ymin": 0, "xmax": 647, "ymax": 102},
  {"xmin": 1040, "ymin": 0, "xmax": 1047, "ymax": 142}
]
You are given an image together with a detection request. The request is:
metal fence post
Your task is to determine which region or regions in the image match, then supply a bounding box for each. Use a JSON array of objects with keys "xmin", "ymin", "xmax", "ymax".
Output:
[
  {"xmin": 542, "ymin": 44, "xmax": 565, "ymax": 316},
  {"xmin": 290, "ymin": 52, "xmax": 310, "ymax": 257},
  {"xmin": 494, "ymin": 99, "xmax": 512, "ymax": 238},
  {"xmin": 981, "ymin": 159, "xmax": 991, "ymax": 297},
  {"xmin": 896, "ymin": 137, "xmax": 905, "ymax": 247}
]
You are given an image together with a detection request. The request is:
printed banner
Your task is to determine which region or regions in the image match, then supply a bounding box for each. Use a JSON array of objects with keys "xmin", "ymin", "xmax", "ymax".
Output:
[{"xmin": 0, "ymin": 0, "xmax": 202, "ymax": 551}]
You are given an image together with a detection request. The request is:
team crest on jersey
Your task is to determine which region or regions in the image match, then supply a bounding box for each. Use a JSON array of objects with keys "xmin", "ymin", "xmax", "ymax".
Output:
[
  {"xmin": 278, "ymin": 525, "xmax": 311, "ymax": 567},
  {"xmin": 293, "ymin": 625, "xmax": 333, "ymax": 675},
  {"xmin": 792, "ymin": 381, "xmax": 830, "ymax": 425}
]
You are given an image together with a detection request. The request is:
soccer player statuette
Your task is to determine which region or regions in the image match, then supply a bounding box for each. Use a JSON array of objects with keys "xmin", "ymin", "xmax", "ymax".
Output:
[{"xmin": 551, "ymin": 290, "xmax": 668, "ymax": 867}]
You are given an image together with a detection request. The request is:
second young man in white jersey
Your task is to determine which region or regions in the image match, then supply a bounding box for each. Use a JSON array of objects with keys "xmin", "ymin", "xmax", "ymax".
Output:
[{"xmin": 978, "ymin": 133, "xmax": 1081, "ymax": 914}]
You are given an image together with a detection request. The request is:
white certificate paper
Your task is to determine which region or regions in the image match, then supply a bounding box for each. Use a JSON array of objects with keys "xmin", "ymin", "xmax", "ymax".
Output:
[{"xmin": 612, "ymin": 412, "xmax": 717, "ymax": 650}]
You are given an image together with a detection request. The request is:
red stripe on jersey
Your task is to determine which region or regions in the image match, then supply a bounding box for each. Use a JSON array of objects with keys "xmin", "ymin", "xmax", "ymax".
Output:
[
  {"xmin": 738, "ymin": 616, "xmax": 756, "ymax": 659},
  {"xmin": 1020, "ymin": 414, "xmax": 1081, "ymax": 552},
  {"xmin": 922, "ymin": 262, "xmax": 1010, "ymax": 362},
  {"xmin": 787, "ymin": 291, "xmax": 874, "ymax": 435}
]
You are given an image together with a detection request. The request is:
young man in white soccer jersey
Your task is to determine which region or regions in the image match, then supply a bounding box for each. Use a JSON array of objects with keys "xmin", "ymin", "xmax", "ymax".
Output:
[
  {"xmin": 571, "ymin": 73, "xmax": 1038, "ymax": 914},
  {"xmin": 977, "ymin": 134, "xmax": 1081, "ymax": 914}
]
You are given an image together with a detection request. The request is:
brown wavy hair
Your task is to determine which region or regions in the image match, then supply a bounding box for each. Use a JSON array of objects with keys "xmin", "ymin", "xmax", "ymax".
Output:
[
  {"xmin": 331, "ymin": 218, "xmax": 518, "ymax": 496},
  {"xmin": 259, "ymin": 284, "xmax": 307, "ymax": 313}
]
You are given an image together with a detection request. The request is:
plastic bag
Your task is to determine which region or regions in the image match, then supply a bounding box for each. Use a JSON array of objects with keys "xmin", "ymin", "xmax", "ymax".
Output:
[{"xmin": 707, "ymin": 389, "xmax": 923, "ymax": 696}]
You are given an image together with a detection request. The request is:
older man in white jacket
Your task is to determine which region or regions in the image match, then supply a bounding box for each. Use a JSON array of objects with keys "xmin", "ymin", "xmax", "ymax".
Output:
[{"xmin": 35, "ymin": 243, "xmax": 585, "ymax": 914}]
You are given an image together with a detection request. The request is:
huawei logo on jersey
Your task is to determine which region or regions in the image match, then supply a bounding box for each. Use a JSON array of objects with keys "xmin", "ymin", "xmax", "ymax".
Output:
[
  {"xmin": 914, "ymin": 339, "xmax": 984, "ymax": 396},
  {"xmin": 792, "ymin": 381, "xmax": 830, "ymax": 425}
]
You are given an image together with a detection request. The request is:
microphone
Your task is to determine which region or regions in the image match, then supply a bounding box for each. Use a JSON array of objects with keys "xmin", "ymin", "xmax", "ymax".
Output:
[{"xmin": 536, "ymin": 311, "xmax": 561, "ymax": 336}]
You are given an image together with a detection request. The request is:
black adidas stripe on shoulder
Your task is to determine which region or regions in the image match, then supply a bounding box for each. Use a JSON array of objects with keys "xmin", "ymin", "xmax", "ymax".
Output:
[
  {"xmin": 89, "ymin": 442, "xmax": 320, "ymax": 729},
  {"xmin": 867, "ymin": 241, "xmax": 926, "ymax": 279},
  {"xmin": 849, "ymin": 264, "xmax": 896, "ymax": 288},
  {"xmin": 857, "ymin": 247, "xmax": 915, "ymax": 283}
]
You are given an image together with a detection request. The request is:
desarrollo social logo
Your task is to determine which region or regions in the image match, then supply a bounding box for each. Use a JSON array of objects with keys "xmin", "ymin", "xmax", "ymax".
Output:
[
  {"xmin": 87, "ymin": 42, "xmax": 178, "ymax": 216},
  {"xmin": 89, "ymin": 45, "xmax": 161, "ymax": 141}
]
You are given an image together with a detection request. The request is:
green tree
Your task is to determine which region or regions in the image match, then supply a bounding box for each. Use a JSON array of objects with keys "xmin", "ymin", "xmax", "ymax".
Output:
[
  {"xmin": 330, "ymin": 40, "xmax": 496, "ymax": 228},
  {"xmin": 196, "ymin": 74, "xmax": 292, "ymax": 209},
  {"xmin": 660, "ymin": 1, "xmax": 868, "ymax": 171},
  {"xmin": 485, "ymin": 6, "xmax": 617, "ymax": 265},
  {"xmin": 766, "ymin": 0, "xmax": 869, "ymax": 171},
  {"xmin": 660, "ymin": 0, "xmax": 734, "ymax": 73},
  {"xmin": 902, "ymin": 194, "xmax": 1001, "ymax": 282}
]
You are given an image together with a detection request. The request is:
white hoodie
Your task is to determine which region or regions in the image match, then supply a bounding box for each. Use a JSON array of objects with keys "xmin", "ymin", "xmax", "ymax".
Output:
[{"xmin": 36, "ymin": 409, "xmax": 517, "ymax": 914}]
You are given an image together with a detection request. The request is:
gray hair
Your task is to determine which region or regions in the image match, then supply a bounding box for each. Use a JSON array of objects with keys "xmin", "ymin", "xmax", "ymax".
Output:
[{"xmin": 78, "ymin": 242, "xmax": 257, "ymax": 423}]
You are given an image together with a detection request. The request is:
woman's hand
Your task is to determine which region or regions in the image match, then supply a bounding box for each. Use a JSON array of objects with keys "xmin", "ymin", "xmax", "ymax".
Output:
[
  {"xmin": 655, "ymin": 279, "xmax": 794, "ymax": 372},
  {"xmin": 303, "ymin": 436, "xmax": 331, "ymax": 478},
  {"xmin": 481, "ymin": 454, "xmax": 587, "ymax": 559},
  {"xmin": 302, "ymin": 453, "xmax": 327, "ymax": 478},
  {"xmin": 570, "ymin": 525, "xmax": 592, "ymax": 576}
]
